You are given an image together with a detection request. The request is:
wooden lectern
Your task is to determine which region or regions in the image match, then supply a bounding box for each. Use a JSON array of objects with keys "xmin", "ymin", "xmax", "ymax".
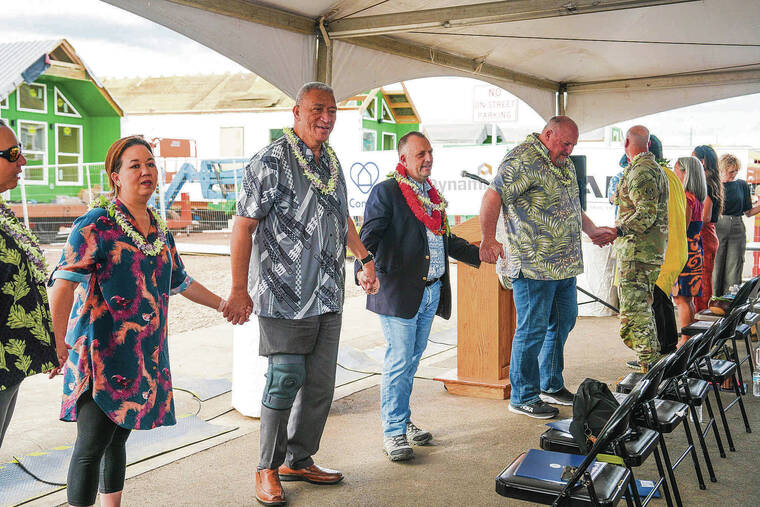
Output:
[{"xmin": 434, "ymin": 217, "xmax": 516, "ymax": 399}]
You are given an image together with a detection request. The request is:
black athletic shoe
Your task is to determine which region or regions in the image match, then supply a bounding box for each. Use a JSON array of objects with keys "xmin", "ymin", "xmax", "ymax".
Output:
[
  {"xmin": 626, "ymin": 360, "xmax": 640, "ymax": 370},
  {"xmin": 539, "ymin": 387, "xmax": 575, "ymax": 406},
  {"xmin": 508, "ymin": 400, "xmax": 559, "ymax": 419}
]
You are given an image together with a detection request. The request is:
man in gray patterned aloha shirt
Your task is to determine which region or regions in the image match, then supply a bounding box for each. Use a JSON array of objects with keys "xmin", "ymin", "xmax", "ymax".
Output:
[
  {"xmin": 225, "ymin": 82, "xmax": 378, "ymax": 506},
  {"xmin": 479, "ymin": 116, "xmax": 614, "ymax": 419}
]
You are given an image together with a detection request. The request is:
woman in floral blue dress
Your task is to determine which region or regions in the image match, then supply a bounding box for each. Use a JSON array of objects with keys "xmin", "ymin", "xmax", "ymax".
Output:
[{"xmin": 48, "ymin": 136, "xmax": 226, "ymax": 507}]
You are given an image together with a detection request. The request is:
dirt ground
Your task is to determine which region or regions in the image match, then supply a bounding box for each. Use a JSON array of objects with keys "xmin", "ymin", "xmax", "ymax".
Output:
[{"xmin": 42, "ymin": 231, "xmax": 365, "ymax": 335}]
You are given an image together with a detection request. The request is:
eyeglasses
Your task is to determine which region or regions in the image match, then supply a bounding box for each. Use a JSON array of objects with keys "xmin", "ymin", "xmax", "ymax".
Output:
[{"xmin": 0, "ymin": 144, "xmax": 21, "ymax": 162}]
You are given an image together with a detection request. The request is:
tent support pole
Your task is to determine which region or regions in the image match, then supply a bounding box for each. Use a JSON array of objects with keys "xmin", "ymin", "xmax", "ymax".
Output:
[
  {"xmin": 316, "ymin": 33, "xmax": 333, "ymax": 85},
  {"xmin": 556, "ymin": 83, "xmax": 567, "ymax": 116}
]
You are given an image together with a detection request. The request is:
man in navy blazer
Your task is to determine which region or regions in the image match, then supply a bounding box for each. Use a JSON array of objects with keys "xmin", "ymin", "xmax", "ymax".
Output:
[{"xmin": 356, "ymin": 132, "xmax": 481, "ymax": 461}]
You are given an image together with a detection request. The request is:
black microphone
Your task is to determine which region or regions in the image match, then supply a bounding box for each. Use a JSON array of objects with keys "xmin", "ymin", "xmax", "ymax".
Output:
[{"xmin": 460, "ymin": 170, "xmax": 490, "ymax": 185}]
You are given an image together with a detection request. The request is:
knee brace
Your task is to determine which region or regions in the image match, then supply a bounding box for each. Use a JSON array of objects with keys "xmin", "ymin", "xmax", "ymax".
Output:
[{"xmin": 261, "ymin": 356, "xmax": 305, "ymax": 410}]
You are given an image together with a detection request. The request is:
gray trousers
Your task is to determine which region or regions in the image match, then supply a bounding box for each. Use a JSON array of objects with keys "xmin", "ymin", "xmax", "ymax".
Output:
[
  {"xmin": 258, "ymin": 313, "xmax": 341, "ymax": 470},
  {"xmin": 0, "ymin": 381, "xmax": 21, "ymax": 448},
  {"xmin": 714, "ymin": 215, "xmax": 746, "ymax": 297}
]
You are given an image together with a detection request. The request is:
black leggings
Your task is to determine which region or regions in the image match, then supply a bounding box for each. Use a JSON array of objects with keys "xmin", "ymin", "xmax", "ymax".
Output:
[{"xmin": 67, "ymin": 391, "xmax": 131, "ymax": 506}]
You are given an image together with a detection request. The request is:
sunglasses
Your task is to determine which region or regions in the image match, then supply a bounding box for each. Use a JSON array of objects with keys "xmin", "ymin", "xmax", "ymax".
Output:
[{"xmin": 0, "ymin": 144, "xmax": 22, "ymax": 162}]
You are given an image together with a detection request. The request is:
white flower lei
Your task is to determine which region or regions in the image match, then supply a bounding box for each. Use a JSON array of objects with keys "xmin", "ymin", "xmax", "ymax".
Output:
[
  {"xmin": 283, "ymin": 127, "xmax": 339, "ymax": 195},
  {"xmin": 0, "ymin": 198, "xmax": 47, "ymax": 284},
  {"xmin": 90, "ymin": 196, "xmax": 168, "ymax": 256},
  {"xmin": 393, "ymin": 172, "xmax": 448, "ymax": 212}
]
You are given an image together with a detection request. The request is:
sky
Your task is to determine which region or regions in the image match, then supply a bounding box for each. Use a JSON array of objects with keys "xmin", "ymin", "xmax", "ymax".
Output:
[
  {"xmin": 5, "ymin": 0, "xmax": 760, "ymax": 148},
  {"xmin": 5, "ymin": 0, "xmax": 247, "ymax": 77}
]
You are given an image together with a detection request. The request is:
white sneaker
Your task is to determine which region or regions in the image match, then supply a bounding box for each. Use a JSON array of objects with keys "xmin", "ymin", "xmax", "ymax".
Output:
[
  {"xmin": 383, "ymin": 434, "xmax": 413, "ymax": 461},
  {"xmin": 406, "ymin": 421, "xmax": 432, "ymax": 445}
]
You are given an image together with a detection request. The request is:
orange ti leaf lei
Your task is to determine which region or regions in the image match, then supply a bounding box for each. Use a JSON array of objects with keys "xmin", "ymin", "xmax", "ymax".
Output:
[{"xmin": 393, "ymin": 163, "xmax": 449, "ymax": 236}]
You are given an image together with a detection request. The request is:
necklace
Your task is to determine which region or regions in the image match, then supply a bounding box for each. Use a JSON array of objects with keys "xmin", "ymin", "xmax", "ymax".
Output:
[
  {"xmin": 283, "ymin": 127, "xmax": 339, "ymax": 195},
  {"xmin": 90, "ymin": 196, "xmax": 168, "ymax": 256},
  {"xmin": 0, "ymin": 198, "xmax": 47, "ymax": 284},
  {"xmin": 528, "ymin": 134, "xmax": 575, "ymax": 186},
  {"xmin": 393, "ymin": 163, "xmax": 449, "ymax": 235}
]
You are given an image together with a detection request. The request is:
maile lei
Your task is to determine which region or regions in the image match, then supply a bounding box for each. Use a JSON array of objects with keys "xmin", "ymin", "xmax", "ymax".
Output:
[
  {"xmin": 527, "ymin": 133, "xmax": 574, "ymax": 187},
  {"xmin": 0, "ymin": 198, "xmax": 47, "ymax": 284},
  {"xmin": 283, "ymin": 127, "xmax": 339, "ymax": 195},
  {"xmin": 393, "ymin": 163, "xmax": 450, "ymax": 236},
  {"xmin": 90, "ymin": 196, "xmax": 168, "ymax": 256}
]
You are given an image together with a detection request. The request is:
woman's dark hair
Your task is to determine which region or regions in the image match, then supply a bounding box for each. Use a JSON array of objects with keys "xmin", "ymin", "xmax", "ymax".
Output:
[
  {"xmin": 104, "ymin": 136, "xmax": 153, "ymax": 198},
  {"xmin": 694, "ymin": 145, "xmax": 724, "ymax": 216}
]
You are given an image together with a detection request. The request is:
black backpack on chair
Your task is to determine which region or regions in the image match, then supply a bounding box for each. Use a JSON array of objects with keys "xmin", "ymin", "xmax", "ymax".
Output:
[{"xmin": 569, "ymin": 378, "xmax": 620, "ymax": 453}]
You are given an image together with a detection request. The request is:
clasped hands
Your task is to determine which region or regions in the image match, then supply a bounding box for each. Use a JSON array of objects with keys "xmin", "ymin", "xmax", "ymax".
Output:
[
  {"xmin": 357, "ymin": 261, "xmax": 380, "ymax": 295},
  {"xmin": 587, "ymin": 226, "xmax": 617, "ymax": 247}
]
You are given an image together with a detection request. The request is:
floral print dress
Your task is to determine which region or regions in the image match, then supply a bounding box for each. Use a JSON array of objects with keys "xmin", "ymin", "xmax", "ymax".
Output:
[{"xmin": 51, "ymin": 200, "xmax": 192, "ymax": 429}]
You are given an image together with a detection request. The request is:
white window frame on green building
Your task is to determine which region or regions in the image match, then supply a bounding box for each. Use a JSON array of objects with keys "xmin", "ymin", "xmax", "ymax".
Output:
[
  {"xmin": 17, "ymin": 120, "xmax": 48, "ymax": 186},
  {"xmin": 362, "ymin": 97, "xmax": 377, "ymax": 120},
  {"xmin": 380, "ymin": 100, "xmax": 396, "ymax": 124},
  {"xmin": 55, "ymin": 123, "xmax": 84, "ymax": 186},
  {"xmin": 16, "ymin": 82, "xmax": 47, "ymax": 114},
  {"xmin": 54, "ymin": 86, "xmax": 81, "ymax": 118},
  {"xmin": 382, "ymin": 132, "xmax": 396, "ymax": 151},
  {"xmin": 362, "ymin": 129, "xmax": 377, "ymax": 152}
]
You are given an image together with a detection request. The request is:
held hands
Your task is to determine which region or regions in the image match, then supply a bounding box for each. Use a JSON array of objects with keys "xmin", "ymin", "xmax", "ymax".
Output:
[
  {"xmin": 48, "ymin": 338, "xmax": 72, "ymax": 379},
  {"xmin": 588, "ymin": 226, "xmax": 617, "ymax": 247},
  {"xmin": 479, "ymin": 237, "xmax": 504, "ymax": 264},
  {"xmin": 357, "ymin": 262, "xmax": 380, "ymax": 295},
  {"xmin": 223, "ymin": 288, "xmax": 253, "ymax": 325}
]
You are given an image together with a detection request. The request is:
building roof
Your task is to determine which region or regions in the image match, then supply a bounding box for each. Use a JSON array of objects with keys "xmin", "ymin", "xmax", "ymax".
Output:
[
  {"xmin": 0, "ymin": 39, "xmax": 123, "ymax": 116},
  {"xmin": 103, "ymin": 73, "xmax": 295, "ymax": 114}
]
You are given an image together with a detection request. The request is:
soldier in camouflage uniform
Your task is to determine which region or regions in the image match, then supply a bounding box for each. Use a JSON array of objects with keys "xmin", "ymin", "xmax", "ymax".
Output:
[{"xmin": 614, "ymin": 126, "xmax": 669, "ymax": 371}]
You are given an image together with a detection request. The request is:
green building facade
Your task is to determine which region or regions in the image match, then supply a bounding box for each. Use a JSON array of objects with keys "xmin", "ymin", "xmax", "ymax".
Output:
[
  {"xmin": 359, "ymin": 88, "xmax": 420, "ymax": 152},
  {"xmin": 0, "ymin": 40, "xmax": 122, "ymax": 203}
]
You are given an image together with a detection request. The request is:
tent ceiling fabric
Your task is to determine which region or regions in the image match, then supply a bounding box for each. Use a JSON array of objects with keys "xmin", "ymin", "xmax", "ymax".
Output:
[{"xmin": 104, "ymin": 0, "xmax": 760, "ymax": 131}]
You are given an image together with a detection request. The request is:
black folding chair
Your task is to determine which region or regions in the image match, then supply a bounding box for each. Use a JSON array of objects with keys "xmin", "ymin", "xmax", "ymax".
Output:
[
  {"xmin": 541, "ymin": 366, "xmax": 677, "ymax": 507},
  {"xmin": 687, "ymin": 304, "xmax": 753, "ymax": 453},
  {"xmin": 618, "ymin": 337, "xmax": 716, "ymax": 489},
  {"xmin": 496, "ymin": 383, "xmax": 647, "ymax": 506}
]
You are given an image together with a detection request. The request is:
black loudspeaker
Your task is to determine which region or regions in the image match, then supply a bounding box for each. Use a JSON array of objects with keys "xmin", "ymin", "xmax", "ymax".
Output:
[{"xmin": 570, "ymin": 154, "xmax": 587, "ymax": 211}]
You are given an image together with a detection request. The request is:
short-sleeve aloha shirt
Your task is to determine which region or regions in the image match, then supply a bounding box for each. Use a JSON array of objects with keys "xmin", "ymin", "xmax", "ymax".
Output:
[
  {"xmin": 236, "ymin": 134, "xmax": 349, "ymax": 319},
  {"xmin": 0, "ymin": 230, "xmax": 56, "ymax": 390},
  {"xmin": 51, "ymin": 200, "xmax": 193, "ymax": 430},
  {"xmin": 490, "ymin": 134, "xmax": 583, "ymax": 280}
]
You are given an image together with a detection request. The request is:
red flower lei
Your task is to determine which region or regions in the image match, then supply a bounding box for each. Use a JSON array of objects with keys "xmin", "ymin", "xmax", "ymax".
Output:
[{"xmin": 394, "ymin": 163, "xmax": 448, "ymax": 235}]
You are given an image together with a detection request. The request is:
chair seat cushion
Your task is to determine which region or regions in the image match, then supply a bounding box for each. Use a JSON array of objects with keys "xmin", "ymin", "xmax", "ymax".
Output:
[
  {"xmin": 616, "ymin": 372, "xmax": 645, "ymax": 394},
  {"xmin": 689, "ymin": 358, "xmax": 736, "ymax": 382},
  {"xmin": 662, "ymin": 378, "xmax": 710, "ymax": 405},
  {"xmin": 540, "ymin": 427, "xmax": 660, "ymax": 467},
  {"xmin": 496, "ymin": 451, "xmax": 631, "ymax": 506},
  {"xmin": 612, "ymin": 392, "xmax": 687, "ymax": 433}
]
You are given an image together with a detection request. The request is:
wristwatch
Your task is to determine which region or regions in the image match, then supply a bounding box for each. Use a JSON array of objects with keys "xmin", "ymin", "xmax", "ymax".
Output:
[
  {"xmin": 360, "ymin": 252, "xmax": 374, "ymax": 265},
  {"xmin": 616, "ymin": 226, "xmax": 623, "ymax": 237}
]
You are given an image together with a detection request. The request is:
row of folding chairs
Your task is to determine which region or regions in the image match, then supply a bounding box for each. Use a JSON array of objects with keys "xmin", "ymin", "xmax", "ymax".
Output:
[{"xmin": 495, "ymin": 277, "xmax": 758, "ymax": 506}]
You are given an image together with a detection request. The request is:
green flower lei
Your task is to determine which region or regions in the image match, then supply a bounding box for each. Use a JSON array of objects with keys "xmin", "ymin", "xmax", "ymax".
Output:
[
  {"xmin": 0, "ymin": 198, "xmax": 48, "ymax": 284},
  {"xmin": 283, "ymin": 127, "xmax": 339, "ymax": 195},
  {"xmin": 392, "ymin": 171, "xmax": 448, "ymax": 212},
  {"xmin": 527, "ymin": 134, "xmax": 575, "ymax": 186},
  {"xmin": 90, "ymin": 196, "xmax": 169, "ymax": 256}
]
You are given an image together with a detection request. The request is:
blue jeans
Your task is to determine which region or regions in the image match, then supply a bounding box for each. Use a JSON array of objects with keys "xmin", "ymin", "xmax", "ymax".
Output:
[
  {"xmin": 510, "ymin": 276, "xmax": 577, "ymax": 406},
  {"xmin": 378, "ymin": 281, "xmax": 441, "ymax": 437}
]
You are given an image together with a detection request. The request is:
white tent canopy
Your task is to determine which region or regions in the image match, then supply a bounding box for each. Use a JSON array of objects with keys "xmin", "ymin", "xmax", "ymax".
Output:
[{"xmin": 103, "ymin": 0, "xmax": 760, "ymax": 132}]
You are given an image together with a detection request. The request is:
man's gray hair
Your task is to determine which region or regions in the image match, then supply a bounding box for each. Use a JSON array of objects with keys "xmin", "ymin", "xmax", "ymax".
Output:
[
  {"xmin": 397, "ymin": 131, "xmax": 427, "ymax": 156},
  {"xmin": 678, "ymin": 156, "xmax": 707, "ymax": 202},
  {"xmin": 295, "ymin": 82, "xmax": 334, "ymax": 105}
]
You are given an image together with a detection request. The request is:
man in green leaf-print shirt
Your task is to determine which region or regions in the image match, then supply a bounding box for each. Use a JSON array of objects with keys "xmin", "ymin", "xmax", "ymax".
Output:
[{"xmin": 480, "ymin": 116, "xmax": 613, "ymax": 419}]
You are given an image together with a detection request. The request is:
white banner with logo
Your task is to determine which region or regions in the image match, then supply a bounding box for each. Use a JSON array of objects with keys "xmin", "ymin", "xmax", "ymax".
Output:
[{"xmin": 338, "ymin": 145, "xmax": 507, "ymax": 217}]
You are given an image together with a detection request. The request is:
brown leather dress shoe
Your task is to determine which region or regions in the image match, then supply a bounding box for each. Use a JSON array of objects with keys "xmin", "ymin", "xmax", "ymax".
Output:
[
  {"xmin": 278, "ymin": 464, "xmax": 344, "ymax": 484},
  {"xmin": 255, "ymin": 468, "xmax": 286, "ymax": 506}
]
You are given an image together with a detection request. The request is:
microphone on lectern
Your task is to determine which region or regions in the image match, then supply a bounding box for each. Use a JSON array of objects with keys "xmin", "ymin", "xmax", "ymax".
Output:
[{"xmin": 460, "ymin": 171, "xmax": 490, "ymax": 185}]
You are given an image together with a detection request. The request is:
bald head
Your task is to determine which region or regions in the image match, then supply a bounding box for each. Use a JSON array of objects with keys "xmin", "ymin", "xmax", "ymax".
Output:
[
  {"xmin": 625, "ymin": 125, "xmax": 650, "ymax": 159},
  {"xmin": 539, "ymin": 115, "xmax": 579, "ymax": 166}
]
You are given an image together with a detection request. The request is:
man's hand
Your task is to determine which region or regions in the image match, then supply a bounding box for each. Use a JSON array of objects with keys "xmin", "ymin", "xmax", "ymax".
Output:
[
  {"xmin": 479, "ymin": 236, "xmax": 503, "ymax": 264},
  {"xmin": 358, "ymin": 269, "xmax": 380, "ymax": 295},
  {"xmin": 48, "ymin": 338, "xmax": 72, "ymax": 378},
  {"xmin": 224, "ymin": 288, "xmax": 253, "ymax": 325},
  {"xmin": 588, "ymin": 226, "xmax": 617, "ymax": 247}
]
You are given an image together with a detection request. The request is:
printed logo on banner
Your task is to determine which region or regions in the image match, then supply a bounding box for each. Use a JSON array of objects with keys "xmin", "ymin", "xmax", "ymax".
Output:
[
  {"xmin": 349, "ymin": 162, "xmax": 380, "ymax": 194},
  {"xmin": 478, "ymin": 162, "xmax": 493, "ymax": 177}
]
